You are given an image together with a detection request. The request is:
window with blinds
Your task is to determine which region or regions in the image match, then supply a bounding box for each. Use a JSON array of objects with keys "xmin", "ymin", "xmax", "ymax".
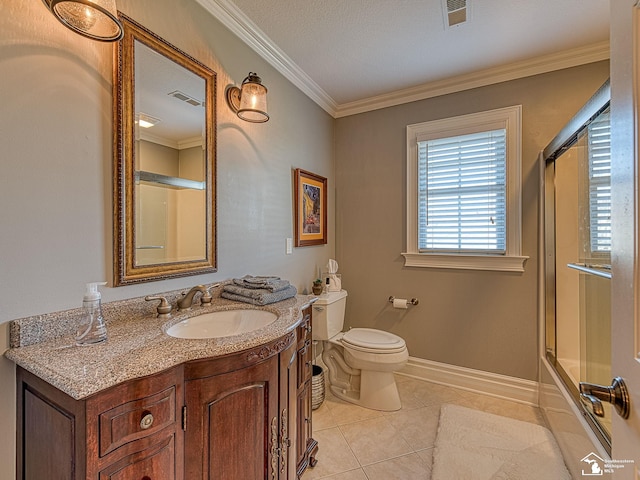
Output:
[
  {"xmin": 404, "ymin": 105, "xmax": 525, "ymax": 271},
  {"xmin": 418, "ymin": 129, "xmax": 507, "ymax": 253},
  {"xmin": 587, "ymin": 110, "xmax": 611, "ymax": 254}
]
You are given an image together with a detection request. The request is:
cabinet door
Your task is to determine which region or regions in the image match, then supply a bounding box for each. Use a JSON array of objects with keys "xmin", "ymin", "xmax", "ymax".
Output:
[
  {"xmin": 279, "ymin": 340, "xmax": 298, "ymax": 480},
  {"xmin": 296, "ymin": 380, "xmax": 313, "ymax": 473},
  {"xmin": 295, "ymin": 337, "xmax": 311, "ymax": 465},
  {"xmin": 17, "ymin": 367, "xmax": 86, "ymax": 480},
  {"xmin": 22, "ymin": 388, "xmax": 77, "ymax": 480},
  {"xmin": 184, "ymin": 355, "xmax": 280, "ymax": 480},
  {"xmin": 295, "ymin": 306, "xmax": 318, "ymax": 477}
]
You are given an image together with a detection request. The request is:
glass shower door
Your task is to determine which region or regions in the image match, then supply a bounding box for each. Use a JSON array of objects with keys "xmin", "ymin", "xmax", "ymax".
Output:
[
  {"xmin": 546, "ymin": 104, "xmax": 612, "ymax": 448},
  {"xmin": 578, "ymin": 109, "xmax": 612, "ymax": 437}
]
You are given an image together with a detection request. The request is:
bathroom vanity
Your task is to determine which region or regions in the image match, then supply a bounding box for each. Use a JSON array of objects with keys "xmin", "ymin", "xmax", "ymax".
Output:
[{"xmin": 7, "ymin": 290, "xmax": 318, "ymax": 480}]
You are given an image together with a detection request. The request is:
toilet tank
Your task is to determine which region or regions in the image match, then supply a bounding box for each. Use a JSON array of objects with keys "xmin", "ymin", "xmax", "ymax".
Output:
[{"xmin": 312, "ymin": 290, "xmax": 348, "ymax": 341}]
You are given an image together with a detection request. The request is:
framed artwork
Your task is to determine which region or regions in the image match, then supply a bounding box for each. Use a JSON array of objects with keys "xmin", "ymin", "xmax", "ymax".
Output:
[{"xmin": 294, "ymin": 168, "xmax": 327, "ymax": 247}]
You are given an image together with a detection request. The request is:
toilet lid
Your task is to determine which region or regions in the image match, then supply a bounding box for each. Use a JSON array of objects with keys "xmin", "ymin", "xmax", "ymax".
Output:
[{"xmin": 341, "ymin": 328, "xmax": 406, "ymax": 353}]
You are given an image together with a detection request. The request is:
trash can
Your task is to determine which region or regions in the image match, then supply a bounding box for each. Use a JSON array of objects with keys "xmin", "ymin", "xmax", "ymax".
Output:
[{"xmin": 311, "ymin": 365, "xmax": 325, "ymax": 410}]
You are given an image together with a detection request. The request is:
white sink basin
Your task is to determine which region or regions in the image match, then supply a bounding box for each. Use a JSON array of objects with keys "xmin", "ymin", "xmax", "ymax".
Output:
[{"xmin": 166, "ymin": 309, "xmax": 278, "ymax": 339}]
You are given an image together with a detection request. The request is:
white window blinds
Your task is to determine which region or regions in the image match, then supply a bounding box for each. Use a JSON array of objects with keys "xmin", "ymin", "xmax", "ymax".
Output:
[
  {"xmin": 418, "ymin": 129, "xmax": 507, "ymax": 253},
  {"xmin": 587, "ymin": 110, "xmax": 611, "ymax": 253}
]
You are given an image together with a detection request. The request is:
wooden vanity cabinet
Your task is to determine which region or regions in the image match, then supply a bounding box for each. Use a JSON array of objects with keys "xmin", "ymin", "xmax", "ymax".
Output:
[
  {"xmin": 16, "ymin": 365, "xmax": 183, "ymax": 480},
  {"xmin": 16, "ymin": 307, "xmax": 318, "ymax": 480}
]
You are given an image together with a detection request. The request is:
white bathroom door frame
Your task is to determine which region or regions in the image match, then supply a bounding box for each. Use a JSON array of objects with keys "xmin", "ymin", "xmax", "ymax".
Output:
[{"xmin": 610, "ymin": 1, "xmax": 640, "ymax": 476}]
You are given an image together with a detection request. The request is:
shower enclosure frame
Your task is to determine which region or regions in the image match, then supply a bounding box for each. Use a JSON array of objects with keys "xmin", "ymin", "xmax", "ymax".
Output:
[{"xmin": 542, "ymin": 80, "xmax": 611, "ymax": 454}]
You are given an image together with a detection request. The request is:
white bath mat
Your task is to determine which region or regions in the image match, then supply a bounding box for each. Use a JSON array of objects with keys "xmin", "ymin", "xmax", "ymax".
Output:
[{"xmin": 432, "ymin": 404, "xmax": 570, "ymax": 480}]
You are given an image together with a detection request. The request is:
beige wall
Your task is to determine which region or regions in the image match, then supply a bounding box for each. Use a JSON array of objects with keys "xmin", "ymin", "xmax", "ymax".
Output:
[
  {"xmin": 137, "ymin": 142, "xmax": 206, "ymax": 264},
  {"xmin": 177, "ymin": 145, "xmax": 207, "ymax": 262},
  {"xmin": 334, "ymin": 61, "xmax": 610, "ymax": 382},
  {"xmin": 0, "ymin": 0, "xmax": 334, "ymax": 474},
  {"xmin": 138, "ymin": 140, "xmax": 180, "ymax": 264}
]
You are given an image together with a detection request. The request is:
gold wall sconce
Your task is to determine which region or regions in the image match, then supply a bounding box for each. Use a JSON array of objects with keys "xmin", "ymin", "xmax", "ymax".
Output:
[
  {"xmin": 42, "ymin": 0, "xmax": 124, "ymax": 42},
  {"xmin": 225, "ymin": 72, "xmax": 269, "ymax": 123}
]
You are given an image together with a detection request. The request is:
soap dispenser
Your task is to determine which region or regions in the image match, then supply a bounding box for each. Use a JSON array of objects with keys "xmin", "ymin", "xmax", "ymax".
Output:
[{"xmin": 76, "ymin": 282, "xmax": 108, "ymax": 346}]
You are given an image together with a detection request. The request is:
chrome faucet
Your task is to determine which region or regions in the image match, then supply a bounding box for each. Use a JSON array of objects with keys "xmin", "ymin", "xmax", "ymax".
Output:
[{"xmin": 177, "ymin": 284, "xmax": 219, "ymax": 311}]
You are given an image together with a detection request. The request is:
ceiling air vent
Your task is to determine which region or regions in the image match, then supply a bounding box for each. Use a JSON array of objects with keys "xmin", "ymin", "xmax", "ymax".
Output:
[
  {"xmin": 443, "ymin": 0, "xmax": 468, "ymax": 27},
  {"xmin": 167, "ymin": 90, "xmax": 203, "ymax": 107}
]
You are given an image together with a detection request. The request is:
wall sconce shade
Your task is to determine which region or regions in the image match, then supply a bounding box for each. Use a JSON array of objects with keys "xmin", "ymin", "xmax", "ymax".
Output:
[
  {"xmin": 226, "ymin": 72, "xmax": 269, "ymax": 123},
  {"xmin": 42, "ymin": 0, "xmax": 124, "ymax": 42}
]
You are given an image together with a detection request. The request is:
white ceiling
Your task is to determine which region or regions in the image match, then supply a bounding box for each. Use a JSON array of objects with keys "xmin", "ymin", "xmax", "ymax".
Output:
[
  {"xmin": 196, "ymin": 0, "xmax": 610, "ymax": 117},
  {"xmin": 137, "ymin": 40, "xmax": 206, "ymax": 144}
]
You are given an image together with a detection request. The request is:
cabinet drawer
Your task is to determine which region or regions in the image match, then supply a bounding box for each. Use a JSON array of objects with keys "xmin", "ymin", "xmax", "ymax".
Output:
[
  {"xmin": 98, "ymin": 434, "xmax": 175, "ymax": 480},
  {"xmin": 99, "ymin": 386, "xmax": 176, "ymax": 457}
]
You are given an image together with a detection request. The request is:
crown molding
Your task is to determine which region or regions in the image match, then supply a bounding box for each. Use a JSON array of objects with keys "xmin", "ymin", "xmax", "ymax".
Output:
[
  {"xmin": 335, "ymin": 41, "xmax": 610, "ymax": 117},
  {"xmin": 195, "ymin": 0, "xmax": 609, "ymax": 119},
  {"xmin": 194, "ymin": 0, "xmax": 337, "ymax": 115}
]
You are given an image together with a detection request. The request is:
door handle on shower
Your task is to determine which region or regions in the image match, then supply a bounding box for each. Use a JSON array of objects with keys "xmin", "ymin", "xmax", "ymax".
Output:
[
  {"xmin": 579, "ymin": 376, "xmax": 630, "ymax": 419},
  {"xmin": 580, "ymin": 393, "xmax": 606, "ymax": 417}
]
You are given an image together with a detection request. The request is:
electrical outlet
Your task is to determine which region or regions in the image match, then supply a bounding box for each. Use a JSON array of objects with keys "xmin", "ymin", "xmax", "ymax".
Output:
[{"xmin": 286, "ymin": 237, "xmax": 293, "ymax": 255}]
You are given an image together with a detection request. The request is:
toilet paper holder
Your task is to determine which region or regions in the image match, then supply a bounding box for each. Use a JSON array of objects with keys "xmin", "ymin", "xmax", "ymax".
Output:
[{"xmin": 388, "ymin": 296, "xmax": 419, "ymax": 306}]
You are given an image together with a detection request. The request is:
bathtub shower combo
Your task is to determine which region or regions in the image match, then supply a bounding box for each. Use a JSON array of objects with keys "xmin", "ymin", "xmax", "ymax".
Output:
[{"xmin": 541, "ymin": 80, "xmax": 613, "ymax": 458}]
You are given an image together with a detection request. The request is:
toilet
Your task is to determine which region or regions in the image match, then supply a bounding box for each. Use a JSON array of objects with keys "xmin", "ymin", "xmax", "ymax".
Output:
[{"xmin": 313, "ymin": 290, "xmax": 408, "ymax": 411}]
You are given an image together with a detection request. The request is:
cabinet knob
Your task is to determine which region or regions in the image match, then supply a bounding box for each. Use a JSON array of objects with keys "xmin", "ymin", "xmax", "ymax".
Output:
[{"xmin": 140, "ymin": 413, "xmax": 154, "ymax": 430}]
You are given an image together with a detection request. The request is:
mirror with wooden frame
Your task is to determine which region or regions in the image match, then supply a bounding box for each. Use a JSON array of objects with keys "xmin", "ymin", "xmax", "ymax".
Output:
[{"xmin": 113, "ymin": 13, "xmax": 217, "ymax": 285}]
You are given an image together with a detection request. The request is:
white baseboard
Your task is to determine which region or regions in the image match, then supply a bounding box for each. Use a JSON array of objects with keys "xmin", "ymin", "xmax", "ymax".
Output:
[{"xmin": 398, "ymin": 357, "xmax": 539, "ymax": 407}]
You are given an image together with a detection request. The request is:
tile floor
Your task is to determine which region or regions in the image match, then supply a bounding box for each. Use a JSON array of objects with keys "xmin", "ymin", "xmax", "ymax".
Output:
[{"xmin": 302, "ymin": 374, "xmax": 547, "ymax": 480}]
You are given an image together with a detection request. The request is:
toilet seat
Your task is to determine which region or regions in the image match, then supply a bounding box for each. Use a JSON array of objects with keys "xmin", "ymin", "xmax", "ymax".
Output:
[{"xmin": 341, "ymin": 328, "xmax": 407, "ymax": 354}]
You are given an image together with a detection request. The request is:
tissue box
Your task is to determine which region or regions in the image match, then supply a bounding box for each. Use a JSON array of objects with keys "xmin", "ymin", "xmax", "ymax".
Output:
[{"xmin": 322, "ymin": 273, "xmax": 342, "ymax": 292}]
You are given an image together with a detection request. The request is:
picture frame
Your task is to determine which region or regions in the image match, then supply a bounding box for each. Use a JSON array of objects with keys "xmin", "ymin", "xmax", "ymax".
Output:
[{"xmin": 294, "ymin": 168, "xmax": 327, "ymax": 247}]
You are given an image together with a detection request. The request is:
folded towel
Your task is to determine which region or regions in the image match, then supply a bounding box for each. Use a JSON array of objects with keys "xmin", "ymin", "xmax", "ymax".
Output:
[
  {"xmin": 221, "ymin": 284, "xmax": 297, "ymax": 306},
  {"xmin": 239, "ymin": 275, "xmax": 279, "ymax": 284},
  {"xmin": 232, "ymin": 275, "xmax": 291, "ymax": 293}
]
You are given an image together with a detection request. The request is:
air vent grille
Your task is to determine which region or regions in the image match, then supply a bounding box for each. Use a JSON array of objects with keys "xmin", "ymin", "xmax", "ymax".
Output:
[
  {"xmin": 167, "ymin": 90, "xmax": 203, "ymax": 107},
  {"xmin": 443, "ymin": 0, "xmax": 468, "ymax": 27},
  {"xmin": 446, "ymin": 0, "xmax": 466, "ymax": 12}
]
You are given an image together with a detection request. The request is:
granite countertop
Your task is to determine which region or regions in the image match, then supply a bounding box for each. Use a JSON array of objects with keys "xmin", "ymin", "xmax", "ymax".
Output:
[{"xmin": 5, "ymin": 286, "xmax": 317, "ymax": 400}]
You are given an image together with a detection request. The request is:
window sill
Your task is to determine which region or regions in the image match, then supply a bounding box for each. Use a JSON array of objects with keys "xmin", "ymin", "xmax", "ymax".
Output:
[{"xmin": 401, "ymin": 252, "xmax": 528, "ymax": 272}]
